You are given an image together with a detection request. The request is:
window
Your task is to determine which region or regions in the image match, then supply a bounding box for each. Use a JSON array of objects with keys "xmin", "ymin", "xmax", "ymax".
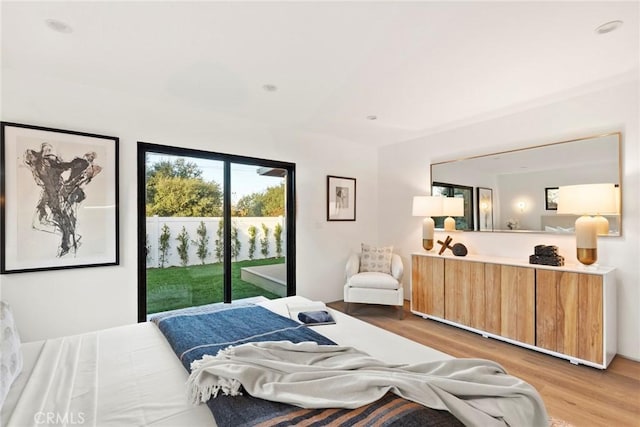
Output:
[
  {"xmin": 432, "ymin": 182, "xmax": 474, "ymax": 231},
  {"xmin": 137, "ymin": 143, "xmax": 296, "ymax": 321}
]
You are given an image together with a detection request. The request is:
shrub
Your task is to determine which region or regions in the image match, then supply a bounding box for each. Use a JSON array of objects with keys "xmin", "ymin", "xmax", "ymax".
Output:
[
  {"xmin": 158, "ymin": 224, "xmax": 171, "ymax": 268},
  {"xmin": 145, "ymin": 233, "xmax": 152, "ymax": 264},
  {"xmin": 215, "ymin": 220, "xmax": 224, "ymax": 263},
  {"xmin": 176, "ymin": 226, "xmax": 190, "ymax": 267},
  {"xmin": 260, "ymin": 223, "xmax": 270, "ymax": 258},
  {"xmin": 247, "ymin": 225, "xmax": 257, "ymax": 260},
  {"xmin": 193, "ymin": 221, "xmax": 209, "ymax": 265},
  {"xmin": 274, "ymin": 223, "xmax": 283, "ymax": 258},
  {"xmin": 231, "ymin": 223, "xmax": 241, "ymax": 261}
]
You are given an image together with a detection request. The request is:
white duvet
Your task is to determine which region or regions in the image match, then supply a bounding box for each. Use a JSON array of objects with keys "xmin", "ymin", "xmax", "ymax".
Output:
[
  {"xmin": 4, "ymin": 322, "xmax": 213, "ymax": 427},
  {"xmin": 2, "ymin": 296, "xmax": 454, "ymax": 427}
]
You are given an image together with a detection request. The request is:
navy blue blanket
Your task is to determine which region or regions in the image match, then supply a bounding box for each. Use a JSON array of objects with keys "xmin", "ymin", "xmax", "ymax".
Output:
[
  {"xmin": 152, "ymin": 302, "xmax": 462, "ymax": 427},
  {"xmin": 151, "ymin": 303, "xmax": 335, "ymax": 371}
]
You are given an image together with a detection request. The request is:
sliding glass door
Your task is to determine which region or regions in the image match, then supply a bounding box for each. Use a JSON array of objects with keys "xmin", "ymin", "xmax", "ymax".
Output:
[
  {"xmin": 231, "ymin": 163, "xmax": 288, "ymax": 300},
  {"xmin": 137, "ymin": 143, "xmax": 295, "ymax": 321}
]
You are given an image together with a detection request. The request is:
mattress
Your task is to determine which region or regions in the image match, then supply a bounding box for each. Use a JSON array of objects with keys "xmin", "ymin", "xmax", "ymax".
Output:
[{"xmin": 2, "ymin": 296, "xmax": 451, "ymax": 426}]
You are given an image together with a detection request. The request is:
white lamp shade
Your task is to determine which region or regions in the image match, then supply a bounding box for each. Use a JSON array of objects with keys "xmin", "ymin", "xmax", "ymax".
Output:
[
  {"xmin": 442, "ymin": 197, "xmax": 464, "ymax": 217},
  {"xmin": 412, "ymin": 196, "xmax": 443, "ymax": 216},
  {"xmin": 557, "ymin": 183, "xmax": 618, "ymax": 215}
]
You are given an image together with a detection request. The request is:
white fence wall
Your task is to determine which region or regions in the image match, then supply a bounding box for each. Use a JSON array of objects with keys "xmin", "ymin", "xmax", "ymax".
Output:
[{"xmin": 146, "ymin": 216, "xmax": 285, "ymax": 268}]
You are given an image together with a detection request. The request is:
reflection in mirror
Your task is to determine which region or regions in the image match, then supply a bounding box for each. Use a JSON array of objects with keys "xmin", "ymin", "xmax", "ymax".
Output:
[
  {"xmin": 432, "ymin": 182, "xmax": 474, "ymax": 231},
  {"xmin": 430, "ymin": 132, "xmax": 621, "ymax": 236}
]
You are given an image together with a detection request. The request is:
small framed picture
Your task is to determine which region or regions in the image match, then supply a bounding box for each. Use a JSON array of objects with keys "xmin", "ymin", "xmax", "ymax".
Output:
[
  {"xmin": 545, "ymin": 187, "xmax": 559, "ymax": 210},
  {"xmin": 477, "ymin": 187, "xmax": 494, "ymax": 231},
  {"xmin": 327, "ymin": 175, "xmax": 356, "ymax": 221},
  {"xmin": 1, "ymin": 122, "xmax": 119, "ymax": 274}
]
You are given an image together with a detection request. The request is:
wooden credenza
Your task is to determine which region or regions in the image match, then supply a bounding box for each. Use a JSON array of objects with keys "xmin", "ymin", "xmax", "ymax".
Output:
[{"xmin": 411, "ymin": 253, "xmax": 616, "ymax": 369}]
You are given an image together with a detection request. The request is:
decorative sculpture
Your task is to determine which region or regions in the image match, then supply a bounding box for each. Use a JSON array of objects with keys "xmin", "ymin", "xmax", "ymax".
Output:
[
  {"xmin": 437, "ymin": 236, "xmax": 453, "ymax": 255},
  {"xmin": 452, "ymin": 243, "xmax": 468, "ymax": 256},
  {"xmin": 436, "ymin": 236, "xmax": 468, "ymax": 257}
]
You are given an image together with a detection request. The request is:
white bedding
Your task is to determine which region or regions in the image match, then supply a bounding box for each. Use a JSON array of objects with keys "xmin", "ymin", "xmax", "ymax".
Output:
[{"xmin": 2, "ymin": 296, "xmax": 451, "ymax": 427}]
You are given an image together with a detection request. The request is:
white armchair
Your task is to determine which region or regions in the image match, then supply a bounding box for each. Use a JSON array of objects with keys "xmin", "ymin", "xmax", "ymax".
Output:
[{"xmin": 343, "ymin": 251, "xmax": 404, "ymax": 318}]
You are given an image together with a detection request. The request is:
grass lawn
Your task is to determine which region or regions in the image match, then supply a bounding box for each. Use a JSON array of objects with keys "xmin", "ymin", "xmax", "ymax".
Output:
[{"xmin": 146, "ymin": 257, "xmax": 284, "ymax": 314}]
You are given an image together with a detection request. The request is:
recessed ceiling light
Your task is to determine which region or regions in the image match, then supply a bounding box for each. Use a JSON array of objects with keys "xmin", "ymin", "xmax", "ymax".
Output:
[
  {"xmin": 366, "ymin": 115, "xmax": 377, "ymax": 121},
  {"xmin": 595, "ymin": 20, "xmax": 623, "ymax": 35},
  {"xmin": 262, "ymin": 84, "xmax": 277, "ymax": 92},
  {"xmin": 45, "ymin": 18, "xmax": 73, "ymax": 33}
]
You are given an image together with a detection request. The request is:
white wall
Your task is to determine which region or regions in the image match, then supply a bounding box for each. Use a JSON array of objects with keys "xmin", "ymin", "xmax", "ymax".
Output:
[
  {"xmin": 0, "ymin": 69, "xmax": 379, "ymax": 341},
  {"xmin": 378, "ymin": 79, "xmax": 640, "ymax": 360}
]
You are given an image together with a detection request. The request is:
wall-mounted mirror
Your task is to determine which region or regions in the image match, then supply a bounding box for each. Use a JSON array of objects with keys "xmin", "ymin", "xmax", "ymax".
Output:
[{"xmin": 430, "ymin": 132, "xmax": 622, "ymax": 236}]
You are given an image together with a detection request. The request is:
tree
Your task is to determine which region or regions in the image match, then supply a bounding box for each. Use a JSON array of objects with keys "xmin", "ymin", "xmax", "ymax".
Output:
[
  {"xmin": 261, "ymin": 183, "xmax": 285, "ymax": 217},
  {"xmin": 176, "ymin": 226, "xmax": 190, "ymax": 267},
  {"xmin": 148, "ymin": 158, "xmax": 202, "ymax": 178},
  {"xmin": 158, "ymin": 224, "xmax": 171, "ymax": 268},
  {"xmin": 235, "ymin": 193, "xmax": 264, "ymax": 217},
  {"xmin": 274, "ymin": 223, "xmax": 283, "ymax": 258},
  {"xmin": 145, "ymin": 158, "xmax": 203, "ymax": 204},
  {"xmin": 215, "ymin": 220, "xmax": 224, "ymax": 263},
  {"xmin": 145, "ymin": 233, "xmax": 152, "ymax": 264},
  {"xmin": 193, "ymin": 221, "xmax": 209, "ymax": 265},
  {"xmin": 146, "ymin": 176, "xmax": 222, "ymax": 217},
  {"xmin": 235, "ymin": 183, "xmax": 284, "ymax": 217},
  {"xmin": 260, "ymin": 223, "xmax": 270, "ymax": 258},
  {"xmin": 247, "ymin": 225, "xmax": 257, "ymax": 260},
  {"xmin": 231, "ymin": 223, "xmax": 241, "ymax": 261}
]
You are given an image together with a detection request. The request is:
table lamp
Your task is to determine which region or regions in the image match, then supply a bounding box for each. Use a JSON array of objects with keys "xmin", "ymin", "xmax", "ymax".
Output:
[
  {"xmin": 442, "ymin": 197, "xmax": 464, "ymax": 231},
  {"xmin": 412, "ymin": 196, "xmax": 443, "ymax": 250},
  {"xmin": 557, "ymin": 183, "xmax": 617, "ymax": 266}
]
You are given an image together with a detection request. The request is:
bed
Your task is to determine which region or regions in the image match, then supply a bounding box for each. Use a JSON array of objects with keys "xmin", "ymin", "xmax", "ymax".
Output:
[{"xmin": 1, "ymin": 296, "xmax": 548, "ymax": 426}]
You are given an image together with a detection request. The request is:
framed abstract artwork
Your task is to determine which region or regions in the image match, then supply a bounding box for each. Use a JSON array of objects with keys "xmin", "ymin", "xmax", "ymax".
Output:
[
  {"xmin": 545, "ymin": 187, "xmax": 559, "ymax": 210},
  {"xmin": 327, "ymin": 175, "xmax": 356, "ymax": 221},
  {"xmin": 477, "ymin": 187, "xmax": 494, "ymax": 231},
  {"xmin": 1, "ymin": 122, "xmax": 119, "ymax": 273}
]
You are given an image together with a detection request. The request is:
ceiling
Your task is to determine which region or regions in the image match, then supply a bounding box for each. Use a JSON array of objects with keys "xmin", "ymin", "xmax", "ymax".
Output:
[{"xmin": 1, "ymin": 1, "xmax": 638, "ymax": 147}]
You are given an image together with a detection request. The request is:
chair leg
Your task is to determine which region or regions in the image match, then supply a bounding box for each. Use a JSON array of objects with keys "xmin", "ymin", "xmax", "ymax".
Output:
[
  {"xmin": 397, "ymin": 305, "xmax": 404, "ymax": 320},
  {"xmin": 345, "ymin": 302, "xmax": 350, "ymax": 314}
]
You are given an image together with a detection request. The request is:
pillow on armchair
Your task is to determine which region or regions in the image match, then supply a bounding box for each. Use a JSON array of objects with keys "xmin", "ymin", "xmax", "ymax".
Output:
[{"xmin": 359, "ymin": 244, "xmax": 393, "ymax": 273}]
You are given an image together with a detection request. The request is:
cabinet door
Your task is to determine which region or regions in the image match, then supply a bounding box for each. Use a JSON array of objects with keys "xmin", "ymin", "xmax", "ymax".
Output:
[
  {"xmin": 509, "ymin": 265, "xmax": 535, "ymax": 345},
  {"xmin": 444, "ymin": 259, "xmax": 485, "ymax": 329},
  {"xmin": 486, "ymin": 264, "xmax": 535, "ymax": 344},
  {"xmin": 578, "ymin": 274, "xmax": 604, "ymax": 363},
  {"xmin": 536, "ymin": 269, "xmax": 560, "ymax": 351},
  {"xmin": 411, "ymin": 256, "xmax": 444, "ymax": 318},
  {"xmin": 484, "ymin": 264, "xmax": 502, "ymax": 335},
  {"xmin": 535, "ymin": 270, "xmax": 603, "ymax": 363}
]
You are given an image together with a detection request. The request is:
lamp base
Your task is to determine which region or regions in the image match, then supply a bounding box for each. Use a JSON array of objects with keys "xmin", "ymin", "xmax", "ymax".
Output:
[
  {"xmin": 422, "ymin": 239, "xmax": 434, "ymax": 251},
  {"xmin": 593, "ymin": 215, "xmax": 610, "ymax": 236},
  {"xmin": 577, "ymin": 248, "xmax": 597, "ymax": 266},
  {"xmin": 444, "ymin": 216, "xmax": 456, "ymax": 231}
]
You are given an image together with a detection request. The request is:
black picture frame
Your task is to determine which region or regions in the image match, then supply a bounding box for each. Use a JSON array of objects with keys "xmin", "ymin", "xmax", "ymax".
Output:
[
  {"xmin": 327, "ymin": 175, "xmax": 356, "ymax": 221},
  {"xmin": 545, "ymin": 187, "xmax": 559, "ymax": 210},
  {"xmin": 1, "ymin": 122, "xmax": 119, "ymax": 274}
]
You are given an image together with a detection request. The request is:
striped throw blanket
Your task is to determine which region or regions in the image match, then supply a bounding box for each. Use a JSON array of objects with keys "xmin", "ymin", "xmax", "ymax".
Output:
[
  {"xmin": 153, "ymin": 303, "xmax": 465, "ymax": 426},
  {"xmin": 188, "ymin": 341, "xmax": 549, "ymax": 427}
]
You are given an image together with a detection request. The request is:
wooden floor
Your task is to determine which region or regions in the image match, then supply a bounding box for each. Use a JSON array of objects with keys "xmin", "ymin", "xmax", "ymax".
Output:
[{"xmin": 327, "ymin": 301, "xmax": 640, "ymax": 427}]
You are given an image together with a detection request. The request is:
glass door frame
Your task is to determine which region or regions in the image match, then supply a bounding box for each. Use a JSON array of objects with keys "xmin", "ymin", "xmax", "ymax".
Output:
[{"xmin": 137, "ymin": 142, "xmax": 296, "ymax": 322}]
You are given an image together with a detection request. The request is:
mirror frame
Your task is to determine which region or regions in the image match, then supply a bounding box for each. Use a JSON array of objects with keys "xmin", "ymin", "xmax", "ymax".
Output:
[{"xmin": 430, "ymin": 132, "xmax": 622, "ymax": 236}]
